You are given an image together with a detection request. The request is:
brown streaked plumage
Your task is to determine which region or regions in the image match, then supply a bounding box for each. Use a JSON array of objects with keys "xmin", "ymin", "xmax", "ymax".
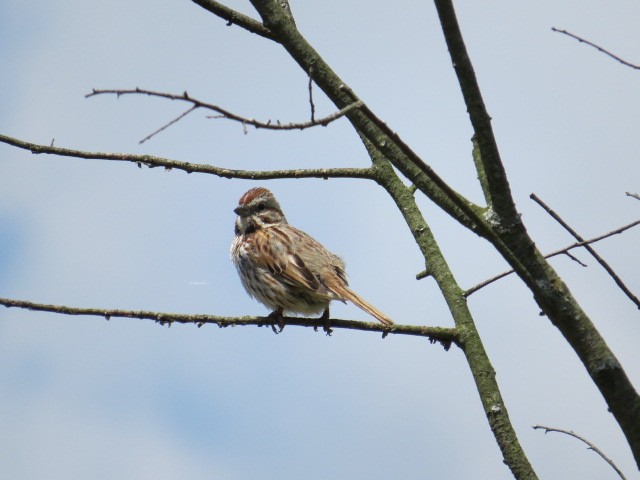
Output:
[{"xmin": 230, "ymin": 187, "xmax": 394, "ymax": 327}]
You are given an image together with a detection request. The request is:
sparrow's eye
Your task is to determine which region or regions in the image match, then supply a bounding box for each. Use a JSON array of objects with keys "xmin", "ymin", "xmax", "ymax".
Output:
[{"xmin": 255, "ymin": 202, "xmax": 266, "ymax": 211}]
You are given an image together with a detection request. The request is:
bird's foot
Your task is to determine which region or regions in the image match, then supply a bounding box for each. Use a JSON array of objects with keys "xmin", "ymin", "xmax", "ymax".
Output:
[
  {"xmin": 320, "ymin": 308, "xmax": 332, "ymax": 336},
  {"xmin": 267, "ymin": 308, "xmax": 285, "ymax": 334}
]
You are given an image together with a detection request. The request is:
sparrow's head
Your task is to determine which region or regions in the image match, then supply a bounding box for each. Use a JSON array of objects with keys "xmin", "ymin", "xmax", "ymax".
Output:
[{"xmin": 234, "ymin": 187, "xmax": 287, "ymax": 235}]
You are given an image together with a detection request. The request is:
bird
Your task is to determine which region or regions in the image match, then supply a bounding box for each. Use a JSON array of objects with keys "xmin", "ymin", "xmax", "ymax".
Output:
[{"xmin": 230, "ymin": 187, "xmax": 394, "ymax": 330}]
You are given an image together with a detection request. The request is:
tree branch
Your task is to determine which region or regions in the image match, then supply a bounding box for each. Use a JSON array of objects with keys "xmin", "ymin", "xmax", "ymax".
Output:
[
  {"xmin": 87, "ymin": 88, "xmax": 362, "ymax": 132},
  {"xmin": 365, "ymin": 137, "xmax": 538, "ymax": 480},
  {"xmin": 246, "ymin": 0, "xmax": 496, "ymax": 243},
  {"xmin": 189, "ymin": 0, "xmax": 275, "ymax": 40},
  {"xmin": 139, "ymin": 105, "xmax": 198, "ymax": 144},
  {"xmin": 0, "ymin": 134, "xmax": 374, "ymax": 180},
  {"xmin": 533, "ymin": 425, "xmax": 627, "ymax": 480},
  {"xmin": 433, "ymin": 0, "xmax": 519, "ymax": 226},
  {"xmin": 531, "ymin": 193, "xmax": 640, "ymax": 310},
  {"xmin": 626, "ymin": 192, "xmax": 640, "ymax": 202},
  {"xmin": 427, "ymin": 3, "xmax": 640, "ymax": 462},
  {"xmin": 0, "ymin": 297, "xmax": 457, "ymax": 347},
  {"xmin": 462, "ymin": 218, "xmax": 640, "ymax": 296},
  {"xmin": 552, "ymin": 27, "xmax": 640, "ymax": 70}
]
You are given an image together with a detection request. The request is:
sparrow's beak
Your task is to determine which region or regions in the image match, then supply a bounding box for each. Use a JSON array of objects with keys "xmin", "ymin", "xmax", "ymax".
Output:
[{"xmin": 234, "ymin": 206, "xmax": 249, "ymax": 217}]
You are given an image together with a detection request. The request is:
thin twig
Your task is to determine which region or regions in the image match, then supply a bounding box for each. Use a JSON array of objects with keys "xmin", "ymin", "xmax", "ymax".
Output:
[
  {"xmin": 563, "ymin": 251, "xmax": 587, "ymax": 267},
  {"xmin": 139, "ymin": 105, "xmax": 198, "ymax": 144},
  {"xmin": 552, "ymin": 27, "xmax": 640, "ymax": 70},
  {"xmin": 462, "ymin": 218, "xmax": 640, "ymax": 296},
  {"xmin": 308, "ymin": 75, "xmax": 316, "ymax": 122},
  {"xmin": 0, "ymin": 133, "xmax": 375, "ymax": 180},
  {"xmin": 533, "ymin": 425, "xmax": 627, "ymax": 480},
  {"xmin": 86, "ymin": 88, "xmax": 362, "ymax": 132},
  {"xmin": 626, "ymin": 192, "xmax": 640, "ymax": 201},
  {"xmin": 531, "ymin": 193, "xmax": 640, "ymax": 310},
  {"xmin": 0, "ymin": 297, "xmax": 457, "ymax": 348}
]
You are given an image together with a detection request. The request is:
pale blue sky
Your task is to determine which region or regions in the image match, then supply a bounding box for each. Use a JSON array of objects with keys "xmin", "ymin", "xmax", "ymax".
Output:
[{"xmin": 1, "ymin": 1, "xmax": 639, "ymax": 479}]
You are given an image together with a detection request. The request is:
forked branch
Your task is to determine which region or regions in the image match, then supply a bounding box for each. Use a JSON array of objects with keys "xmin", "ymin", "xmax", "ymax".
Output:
[
  {"xmin": 87, "ymin": 88, "xmax": 362, "ymax": 133},
  {"xmin": 462, "ymin": 217, "xmax": 640, "ymax": 296},
  {"xmin": 531, "ymin": 193, "xmax": 640, "ymax": 309}
]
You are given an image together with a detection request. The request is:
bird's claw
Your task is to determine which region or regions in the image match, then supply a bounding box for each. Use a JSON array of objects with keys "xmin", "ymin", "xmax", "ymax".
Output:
[{"xmin": 267, "ymin": 309, "xmax": 285, "ymax": 334}]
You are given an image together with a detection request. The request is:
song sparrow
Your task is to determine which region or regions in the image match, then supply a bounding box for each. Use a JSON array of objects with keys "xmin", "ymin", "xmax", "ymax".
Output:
[{"xmin": 230, "ymin": 187, "xmax": 394, "ymax": 327}]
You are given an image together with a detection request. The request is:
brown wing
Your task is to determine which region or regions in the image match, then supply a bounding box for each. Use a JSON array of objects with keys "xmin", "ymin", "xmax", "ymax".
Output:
[
  {"xmin": 250, "ymin": 225, "xmax": 393, "ymax": 325},
  {"xmin": 249, "ymin": 226, "xmax": 328, "ymax": 296}
]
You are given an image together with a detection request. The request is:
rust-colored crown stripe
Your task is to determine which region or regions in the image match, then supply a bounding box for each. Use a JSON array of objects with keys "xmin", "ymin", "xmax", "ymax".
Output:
[{"xmin": 238, "ymin": 187, "xmax": 271, "ymax": 206}]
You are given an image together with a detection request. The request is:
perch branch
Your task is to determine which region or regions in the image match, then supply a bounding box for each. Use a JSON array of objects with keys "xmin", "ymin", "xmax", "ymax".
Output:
[
  {"xmin": 87, "ymin": 88, "xmax": 362, "ymax": 132},
  {"xmin": 0, "ymin": 134, "xmax": 374, "ymax": 180},
  {"xmin": 533, "ymin": 425, "xmax": 627, "ymax": 480},
  {"xmin": 0, "ymin": 297, "xmax": 457, "ymax": 347},
  {"xmin": 552, "ymin": 27, "xmax": 640, "ymax": 70},
  {"xmin": 462, "ymin": 217, "xmax": 640, "ymax": 296},
  {"xmin": 531, "ymin": 193, "xmax": 640, "ymax": 309}
]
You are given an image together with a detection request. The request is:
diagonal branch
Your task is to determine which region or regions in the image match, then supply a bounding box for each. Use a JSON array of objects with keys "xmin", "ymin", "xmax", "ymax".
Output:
[
  {"xmin": 0, "ymin": 297, "xmax": 457, "ymax": 347},
  {"xmin": 365, "ymin": 136, "xmax": 538, "ymax": 480},
  {"xmin": 189, "ymin": 0, "xmax": 275, "ymax": 40},
  {"xmin": 0, "ymin": 134, "xmax": 374, "ymax": 180},
  {"xmin": 87, "ymin": 88, "xmax": 363, "ymax": 132},
  {"xmin": 552, "ymin": 27, "xmax": 640, "ymax": 70},
  {"xmin": 247, "ymin": 0, "xmax": 492, "ymax": 241},
  {"xmin": 533, "ymin": 425, "xmax": 627, "ymax": 480},
  {"xmin": 462, "ymin": 218, "xmax": 640, "ymax": 296},
  {"xmin": 531, "ymin": 194, "xmax": 640, "ymax": 309},
  {"xmin": 627, "ymin": 192, "xmax": 640, "ymax": 202},
  {"xmin": 139, "ymin": 105, "xmax": 198, "ymax": 144},
  {"xmin": 433, "ymin": 0, "xmax": 519, "ymax": 226}
]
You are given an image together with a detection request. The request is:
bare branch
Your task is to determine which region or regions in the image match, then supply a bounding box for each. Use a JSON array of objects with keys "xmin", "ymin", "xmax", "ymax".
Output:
[
  {"xmin": 626, "ymin": 192, "xmax": 640, "ymax": 201},
  {"xmin": 248, "ymin": 0, "xmax": 485, "ymax": 236},
  {"xmin": 308, "ymin": 75, "xmax": 316, "ymax": 122},
  {"xmin": 0, "ymin": 297, "xmax": 457, "ymax": 348},
  {"xmin": 552, "ymin": 27, "xmax": 640, "ymax": 70},
  {"xmin": 190, "ymin": 0, "xmax": 275, "ymax": 40},
  {"xmin": 139, "ymin": 105, "xmax": 198, "ymax": 144},
  {"xmin": 563, "ymin": 251, "xmax": 587, "ymax": 268},
  {"xmin": 531, "ymin": 193, "xmax": 640, "ymax": 309},
  {"xmin": 433, "ymin": 0, "xmax": 519, "ymax": 226},
  {"xmin": 0, "ymin": 134, "xmax": 374, "ymax": 180},
  {"xmin": 86, "ymin": 88, "xmax": 362, "ymax": 132},
  {"xmin": 533, "ymin": 425, "xmax": 627, "ymax": 480},
  {"xmin": 462, "ymin": 218, "xmax": 640, "ymax": 296}
]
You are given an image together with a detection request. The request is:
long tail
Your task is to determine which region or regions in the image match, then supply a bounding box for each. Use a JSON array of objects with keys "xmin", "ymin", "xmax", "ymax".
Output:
[{"xmin": 340, "ymin": 288, "xmax": 394, "ymax": 326}]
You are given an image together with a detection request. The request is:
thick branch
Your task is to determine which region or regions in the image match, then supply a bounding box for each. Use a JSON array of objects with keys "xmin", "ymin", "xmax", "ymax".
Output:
[
  {"xmin": 87, "ymin": 88, "xmax": 362, "ymax": 131},
  {"xmin": 0, "ymin": 134, "xmax": 374, "ymax": 180},
  {"xmin": 428, "ymin": 3, "xmax": 640, "ymax": 465},
  {"xmin": 0, "ymin": 297, "xmax": 457, "ymax": 346},
  {"xmin": 533, "ymin": 425, "xmax": 627, "ymax": 480},
  {"xmin": 245, "ymin": 1, "xmax": 489, "ymax": 238},
  {"xmin": 189, "ymin": 0, "xmax": 275, "ymax": 40},
  {"xmin": 433, "ymin": 0, "xmax": 519, "ymax": 226},
  {"xmin": 531, "ymin": 194, "xmax": 640, "ymax": 309},
  {"xmin": 366, "ymin": 138, "xmax": 538, "ymax": 480}
]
